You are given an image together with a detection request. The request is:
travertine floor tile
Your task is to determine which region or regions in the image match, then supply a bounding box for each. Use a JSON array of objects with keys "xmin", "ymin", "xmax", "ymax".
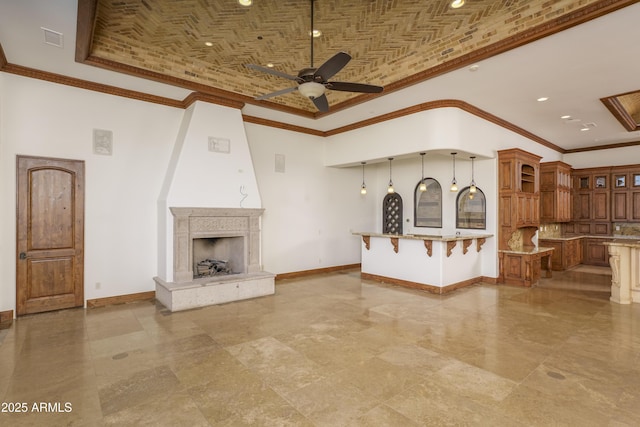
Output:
[{"xmin": 0, "ymin": 268, "xmax": 639, "ymax": 426}]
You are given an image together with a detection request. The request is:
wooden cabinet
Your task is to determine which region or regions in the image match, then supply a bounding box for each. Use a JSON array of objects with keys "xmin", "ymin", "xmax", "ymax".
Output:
[
  {"xmin": 498, "ymin": 248, "xmax": 553, "ymax": 287},
  {"xmin": 539, "ymin": 238, "xmax": 583, "ymax": 271},
  {"xmin": 583, "ymin": 238, "xmax": 612, "ymax": 266},
  {"xmin": 564, "ymin": 221, "xmax": 609, "ymax": 236},
  {"xmin": 612, "ymin": 190, "xmax": 628, "ymax": 221},
  {"xmin": 497, "ymin": 149, "xmax": 546, "ymax": 287},
  {"xmin": 573, "ymin": 192, "xmax": 591, "ymax": 221},
  {"xmin": 572, "ymin": 167, "xmax": 610, "ymax": 222},
  {"xmin": 566, "ymin": 238, "xmax": 583, "ymax": 268},
  {"xmin": 498, "ymin": 149, "xmax": 541, "ymax": 251},
  {"xmin": 516, "ymin": 193, "xmax": 539, "ymax": 227},
  {"xmin": 539, "ymin": 240, "xmax": 563, "ymax": 270},
  {"xmin": 593, "ymin": 191, "xmax": 610, "ymax": 221},
  {"xmin": 540, "ymin": 161, "xmax": 572, "ymax": 222},
  {"xmin": 609, "ymin": 166, "xmax": 640, "ymax": 222}
]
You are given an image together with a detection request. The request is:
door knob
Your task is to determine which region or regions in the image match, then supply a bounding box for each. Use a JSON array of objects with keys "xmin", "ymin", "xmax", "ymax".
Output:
[{"xmin": 19, "ymin": 252, "xmax": 27, "ymax": 260}]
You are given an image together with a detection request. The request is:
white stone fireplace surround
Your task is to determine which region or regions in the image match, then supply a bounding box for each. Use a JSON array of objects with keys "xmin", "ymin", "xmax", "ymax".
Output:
[{"xmin": 154, "ymin": 207, "xmax": 275, "ymax": 311}]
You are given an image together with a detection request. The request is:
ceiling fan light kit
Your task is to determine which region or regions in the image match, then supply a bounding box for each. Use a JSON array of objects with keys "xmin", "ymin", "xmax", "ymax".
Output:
[
  {"xmin": 246, "ymin": 0, "xmax": 383, "ymax": 112},
  {"xmin": 298, "ymin": 82, "xmax": 325, "ymax": 99}
]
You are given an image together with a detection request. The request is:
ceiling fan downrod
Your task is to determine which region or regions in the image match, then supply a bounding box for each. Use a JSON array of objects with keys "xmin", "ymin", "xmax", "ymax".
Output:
[{"xmin": 310, "ymin": 0, "xmax": 315, "ymax": 68}]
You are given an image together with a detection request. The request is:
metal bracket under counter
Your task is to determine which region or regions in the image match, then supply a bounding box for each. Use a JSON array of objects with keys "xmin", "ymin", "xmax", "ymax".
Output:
[{"xmin": 354, "ymin": 233, "xmax": 492, "ymax": 257}]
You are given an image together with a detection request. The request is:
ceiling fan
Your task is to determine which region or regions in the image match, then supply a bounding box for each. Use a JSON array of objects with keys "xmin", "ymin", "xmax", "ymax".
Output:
[{"xmin": 246, "ymin": 0, "xmax": 383, "ymax": 112}]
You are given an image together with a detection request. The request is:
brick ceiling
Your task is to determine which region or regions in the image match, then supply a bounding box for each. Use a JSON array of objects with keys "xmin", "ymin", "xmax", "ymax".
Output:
[{"xmin": 85, "ymin": 0, "xmax": 611, "ymax": 115}]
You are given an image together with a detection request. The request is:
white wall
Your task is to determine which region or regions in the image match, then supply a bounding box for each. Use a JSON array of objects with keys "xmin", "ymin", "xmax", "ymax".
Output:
[
  {"xmin": 322, "ymin": 107, "xmax": 563, "ymax": 279},
  {"xmin": 0, "ymin": 74, "xmax": 180, "ymax": 312},
  {"xmin": 324, "ymin": 107, "xmax": 563, "ymax": 166},
  {"xmin": 4, "ymin": 71, "xmax": 635, "ymax": 315},
  {"xmin": 246, "ymin": 124, "xmax": 377, "ymax": 274},
  {"xmin": 157, "ymin": 101, "xmax": 262, "ymax": 281},
  {"xmin": 564, "ymin": 146, "xmax": 640, "ymax": 169}
]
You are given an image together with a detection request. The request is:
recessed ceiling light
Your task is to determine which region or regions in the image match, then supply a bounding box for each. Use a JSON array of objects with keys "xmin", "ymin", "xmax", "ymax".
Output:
[
  {"xmin": 204, "ymin": 41, "xmax": 213, "ymax": 47},
  {"xmin": 469, "ymin": 64, "xmax": 479, "ymax": 72},
  {"xmin": 238, "ymin": 0, "xmax": 252, "ymax": 6},
  {"xmin": 537, "ymin": 97, "xmax": 549, "ymax": 102},
  {"xmin": 561, "ymin": 115, "xmax": 571, "ymax": 119},
  {"xmin": 309, "ymin": 30, "xmax": 322, "ymax": 38},
  {"xmin": 266, "ymin": 63, "xmax": 274, "ymax": 68},
  {"xmin": 580, "ymin": 127, "xmax": 590, "ymax": 131},
  {"xmin": 450, "ymin": 0, "xmax": 465, "ymax": 8}
]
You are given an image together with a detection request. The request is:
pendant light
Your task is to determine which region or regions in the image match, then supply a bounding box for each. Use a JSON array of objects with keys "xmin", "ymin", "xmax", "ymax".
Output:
[
  {"xmin": 387, "ymin": 157, "xmax": 395, "ymax": 194},
  {"xmin": 450, "ymin": 152, "xmax": 458, "ymax": 192},
  {"xmin": 418, "ymin": 152, "xmax": 427, "ymax": 192},
  {"xmin": 469, "ymin": 156, "xmax": 477, "ymax": 194},
  {"xmin": 360, "ymin": 162, "xmax": 367, "ymax": 195}
]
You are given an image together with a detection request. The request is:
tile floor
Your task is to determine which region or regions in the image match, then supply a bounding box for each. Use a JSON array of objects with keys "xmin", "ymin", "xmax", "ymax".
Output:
[{"xmin": 1, "ymin": 268, "xmax": 639, "ymax": 426}]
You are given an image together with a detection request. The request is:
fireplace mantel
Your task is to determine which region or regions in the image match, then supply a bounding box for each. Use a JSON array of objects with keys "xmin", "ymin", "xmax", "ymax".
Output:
[
  {"xmin": 170, "ymin": 207, "xmax": 264, "ymax": 283},
  {"xmin": 155, "ymin": 207, "xmax": 274, "ymax": 312}
]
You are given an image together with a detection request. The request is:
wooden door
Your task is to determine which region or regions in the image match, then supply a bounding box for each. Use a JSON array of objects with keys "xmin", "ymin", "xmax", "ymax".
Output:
[{"xmin": 16, "ymin": 156, "xmax": 85, "ymax": 315}]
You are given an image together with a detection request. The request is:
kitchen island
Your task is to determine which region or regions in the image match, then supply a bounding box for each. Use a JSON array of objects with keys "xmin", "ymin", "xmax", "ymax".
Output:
[
  {"xmin": 605, "ymin": 239, "xmax": 640, "ymax": 304},
  {"xmin": 498, "ymin": 246, "xmax": 554, "ymax": 287},
  {"xmin": 353, "ymin": 232, "xmax": 493, "ymax": 294}
]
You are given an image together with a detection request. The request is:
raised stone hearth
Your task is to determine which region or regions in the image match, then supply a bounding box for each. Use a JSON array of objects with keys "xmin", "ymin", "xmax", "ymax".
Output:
[{"xmin": 154, "ymin": 207, "xmax": 274, "ymax": 311}]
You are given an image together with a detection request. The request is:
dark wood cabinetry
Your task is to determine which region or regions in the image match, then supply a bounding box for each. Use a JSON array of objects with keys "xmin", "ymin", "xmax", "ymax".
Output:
[
  {"xmin": 609, "ymin": 165, "xmax": 640, "ymax": 222},
  {"xmin": 572, "ymin": 167, "xmax": 610, "ymax": 223},
  {"xmin": 539, "ymin": 238, "xmax": 582, "ymax": 271},
  {"xmin": 570, "ymin": 164, "xmax": 640, "ymax": 225},
  {"xmin": 540, "ymin": 161, "xmax": 572, "ymax": 222},
  {"xmin": 583, "ymin": 238, "xmax": 612, "ymax": 266},
  {"xmin": 498, "ymin": 149, "xmax": 547, "ymax": 287},
  {"xmin": 498, "ymin": 149, "xmax": 541, "ymax": 249}
]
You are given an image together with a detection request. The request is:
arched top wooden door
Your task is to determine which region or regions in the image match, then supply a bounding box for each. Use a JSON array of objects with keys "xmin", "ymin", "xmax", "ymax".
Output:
[{"xmin": 16, "ymin": 155, "xmax": 85, "ymax": 315}]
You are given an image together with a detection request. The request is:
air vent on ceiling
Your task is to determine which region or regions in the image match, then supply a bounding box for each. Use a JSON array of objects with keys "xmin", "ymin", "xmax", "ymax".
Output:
[
  {"xmin": 41, "ymin": 27, "xmax": 63, "ymax": 48},
  {"xmin": 583, "ymin": 122, "xmax": 598, "ymax": 128}
]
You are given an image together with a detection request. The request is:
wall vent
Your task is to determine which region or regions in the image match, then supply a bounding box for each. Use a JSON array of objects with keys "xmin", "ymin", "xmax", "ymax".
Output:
[{"xmin": 41, "ymin": 27, "xmax": 63, "ymax": 48}]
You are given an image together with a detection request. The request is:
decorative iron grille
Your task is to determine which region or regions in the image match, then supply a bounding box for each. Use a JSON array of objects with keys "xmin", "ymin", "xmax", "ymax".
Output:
[{"xmin": 383, "ymin": 193, "xmax": 403, "ymax": 234}]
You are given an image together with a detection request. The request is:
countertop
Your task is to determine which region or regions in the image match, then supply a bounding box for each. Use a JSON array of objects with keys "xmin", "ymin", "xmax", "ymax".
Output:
[
  {"xmin": 499, "ymin": 246, "xmax": 555, "ymax": 255},
  {"xmin": 539, "ymin": 235, "xmax": 640, "ymax": 242},
  {"xmin": 352, "ymin": 232, "xmax": 493, "ymax": 242},
  {"xmin": 604, "ymin": 240, "xmax": 640, "ymax": 248}
]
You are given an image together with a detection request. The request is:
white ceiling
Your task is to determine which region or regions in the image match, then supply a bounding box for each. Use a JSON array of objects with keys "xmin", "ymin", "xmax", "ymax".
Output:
[{"xmin": 1, "ymin": 0, "xmax": 639, "ymax": 151}]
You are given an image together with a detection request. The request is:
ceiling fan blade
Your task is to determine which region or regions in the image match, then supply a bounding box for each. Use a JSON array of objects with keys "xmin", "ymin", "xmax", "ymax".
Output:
[
  {"xmin": 246, "ymin": 64, "xmax": 301, "ymax": 82},
  {"xmin": 314, "ymin": 52, "xmax": 352, "ymax": 82},
  {"xmin": 326, "ymin": 81, "xmax": 384, "ymax": 94},
  {"xmin": 311, "ymin": 94, "xmax": 329, "ymax": 112},
  {"xmin": 255, "ymin": 86, "xmax": 298, "ymax": 100}
]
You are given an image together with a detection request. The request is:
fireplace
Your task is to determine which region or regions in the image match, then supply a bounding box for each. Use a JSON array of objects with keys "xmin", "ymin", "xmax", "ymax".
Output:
[
  {"xmin": 154, "ymin": 207, "xmax": 275, "ymax": 311},
  {"xmin": 193, "ymin": 236, "xmax": 244, "ymax": 278}
]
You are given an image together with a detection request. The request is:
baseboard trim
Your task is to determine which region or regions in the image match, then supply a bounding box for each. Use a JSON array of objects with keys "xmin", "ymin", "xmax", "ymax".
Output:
[
  {"xmin": 276, "ymin": 264, "xmax": 361, "ymax": 281},
  {"xmin": 0, "ymin": 310, "xmax": 14, "ymax": 325},
  {"xmin": 481, "ymin": 276, "xmax": 498, "ymax": 284},
  {"xmin": 87, "ymin": 291, "xmax": 155, "ymax": 308},
  {"xmin": 361, "ymin": 272, "xmax": 483, "ymax": 295}
]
